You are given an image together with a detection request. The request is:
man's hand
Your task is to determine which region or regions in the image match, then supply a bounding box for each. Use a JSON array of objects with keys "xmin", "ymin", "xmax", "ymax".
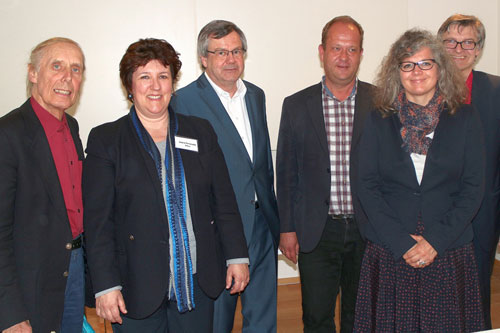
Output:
[
  {"xmin": 226, "ymin": 263, "xmax": 250, "ymax": 294},
  {"xmin": 2, "ymin": 320, "xmax": 32, "ymax": 333},
  {"xmin": 279, "ymin": 232, "xmax": 299, "ymax": 264},
  {"xmin": 403, "ymin": 234, "xmax": 437, "ymax": 268},
  {"xmin": 96, "ymin": 290, "xmax": 128, "ymax": 324}
]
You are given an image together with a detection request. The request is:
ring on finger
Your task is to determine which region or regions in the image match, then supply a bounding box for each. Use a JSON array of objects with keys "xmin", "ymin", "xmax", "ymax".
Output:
[{"xmin": 418, "ymin": 260, "xmax": 426, "ymax": 267}]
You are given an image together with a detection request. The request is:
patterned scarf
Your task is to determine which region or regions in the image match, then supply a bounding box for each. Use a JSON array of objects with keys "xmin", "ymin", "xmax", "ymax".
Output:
[
  {"xmin": 394, "ymin": 88, "xmax": 444, "ymax": 155},
  {"xmin": 130, "ymin": 106, "xmax": 195, "ymax": 312}
]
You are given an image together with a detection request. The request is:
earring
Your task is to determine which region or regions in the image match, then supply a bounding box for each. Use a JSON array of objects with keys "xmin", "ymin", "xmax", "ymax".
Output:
[{"xmin": 128, "ymin": 93, "xmax": 133, "ymax": 100}]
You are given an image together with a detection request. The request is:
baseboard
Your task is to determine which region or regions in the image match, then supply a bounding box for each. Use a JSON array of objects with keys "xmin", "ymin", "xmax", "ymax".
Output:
[{"xmin": 278, "ymin": 277, "xmax": 300, "ymax": 286}]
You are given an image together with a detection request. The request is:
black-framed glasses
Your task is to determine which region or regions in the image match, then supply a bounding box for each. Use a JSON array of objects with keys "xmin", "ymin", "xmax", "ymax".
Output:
[
  {"xmin": 442, "ymin": 39, "xmax": 477, "ymax": 50},
  {"xmin": 206, "ymin": 48, "xmax": 246, "ymax": 58},
  {"xmin": 399, "ymin": 59, "xmax": 436, "ymax": 72}
]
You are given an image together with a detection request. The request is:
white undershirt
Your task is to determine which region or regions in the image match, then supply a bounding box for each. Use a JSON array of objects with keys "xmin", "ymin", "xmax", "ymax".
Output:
[
  {"xmin": 204, "ymin": 73, "xmax": 253, "ymax": 162},
  {"xmin": 409, "ymin": 132, "xmax": 433, "ymax": 185}
]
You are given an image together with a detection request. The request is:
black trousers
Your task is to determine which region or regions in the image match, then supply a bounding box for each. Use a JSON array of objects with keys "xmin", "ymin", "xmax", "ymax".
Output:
[
  {"xmin": 112, "ymin": 275, "xmax": 213, "ymax": 333},
  {"xmin": 298, "ymin": 216, "xmax": 365, "ymax": 333}
]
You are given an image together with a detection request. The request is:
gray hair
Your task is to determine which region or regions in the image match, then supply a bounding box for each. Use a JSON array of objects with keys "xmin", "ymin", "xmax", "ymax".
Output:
[
  {"xmin": 27, "ymin": 37, "xmax": 85, "ymax": 95},
  {"xmin": 438, "ymin": 14, "xmax": 485, "ymax": 50},
  {"xmin": 197, "ymin": 20, "xmax": 247, "ymax": 60},
  {"xmin": 375, "ymin": 29, "xmax": 465, "ymax": 116}
]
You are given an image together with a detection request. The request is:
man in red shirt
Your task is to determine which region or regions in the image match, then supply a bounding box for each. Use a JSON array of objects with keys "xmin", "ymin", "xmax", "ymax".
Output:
[
  {"xmin": 0, "ymin": 37, "xmax": 85, "ymax": 332},
  {"xmin": 438, "ymin": 14, "xmax": 500, "ymax": 329}
]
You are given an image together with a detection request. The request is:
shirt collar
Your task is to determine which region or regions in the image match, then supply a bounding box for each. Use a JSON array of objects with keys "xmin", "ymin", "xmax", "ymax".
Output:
[
  {"xmin": 465, "ymin": 71, "xmax": 474, "ymax": 104},
  {"xmin": 31, "ymin": 97, "xmax": 68, "ymax": 136},
  {"xmin": 321, "ymin": 76, "xmax": 358, "ymax": 101},
  {"xmin": 204, "ymin": 72, "xmax": 247, "ymax": 99}
]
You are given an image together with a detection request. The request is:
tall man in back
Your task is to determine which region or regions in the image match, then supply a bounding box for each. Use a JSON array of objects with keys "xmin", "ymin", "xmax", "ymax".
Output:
[
  {"xmin": 0, "ymin": 38, "xmax": 86, "ymax": 332},
  {"xmin": 277, "ymin": 16, "xmax": 374, "ymax": 332},
  {"xmin": 438, "ymin": 14, "xmax": 500, "ymax": 329},
  {"xmin": 173, "ymin": 20, "xmax": 280, "ymax": 332}
]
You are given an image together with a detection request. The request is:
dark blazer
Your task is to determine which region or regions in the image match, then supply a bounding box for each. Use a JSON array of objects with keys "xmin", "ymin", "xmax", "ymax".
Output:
[
  {"xmin": 83, "ymin": 112, "xmax": 248, "ymax": 319},
  {"xmin": 276, "ymin": 81, "xmax": 375, "ymax": 253},
  {"xmin": 357, "ymin": 105, "xmax": 485, "ymax": 260},
  {"xmin": 172, "ymin": 74, "xmax": 280, "ymax": 247},
  {"xmin": 471, "ymin": 70, "xmax": 500, "ymax": 254},
  {"xmin": 0, "ymin": 99, "xmax": 84, "ymax": 331}
]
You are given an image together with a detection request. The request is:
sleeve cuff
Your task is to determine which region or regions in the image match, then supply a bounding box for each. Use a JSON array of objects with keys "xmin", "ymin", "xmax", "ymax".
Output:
[
  {"xmin": 95, "ymin": 285, "xmax": 122, "ymax": 298},
  {"xmin": 226, "ymin": 258, "xmax": 250, "ymax": 266}
]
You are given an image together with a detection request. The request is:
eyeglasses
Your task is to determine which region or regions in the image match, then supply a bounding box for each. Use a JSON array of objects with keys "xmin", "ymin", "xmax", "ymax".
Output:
[
  {"xmin": 399, "ymin": 59, "xmax": 436, "ymax": 72},
  {"xmin": 442, "ymin": 39, "xmax": 477, "ymax": 50},
  {"xmin": 206, "ymin": 48, "xmax": 246, "ymax": 58}
]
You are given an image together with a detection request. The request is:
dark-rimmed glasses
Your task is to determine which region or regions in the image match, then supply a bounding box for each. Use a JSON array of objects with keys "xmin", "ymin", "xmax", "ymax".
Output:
[
  {"xmin": 442, "ymin": 39, "xmax": 477, "ymax": 50},
  {"xmin": 399, "ymin": 59, "xmax": 436, "ymax": 72},
  {"xmin": 206, "ymin": 48, "xmax": 246, "ymax": 58}
]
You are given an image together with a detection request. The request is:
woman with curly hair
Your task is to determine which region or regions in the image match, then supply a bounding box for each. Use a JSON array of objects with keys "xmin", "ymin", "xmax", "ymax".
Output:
[{"xmin": 354, "ymin": 29, "xmax": 485, "ymax": 332}]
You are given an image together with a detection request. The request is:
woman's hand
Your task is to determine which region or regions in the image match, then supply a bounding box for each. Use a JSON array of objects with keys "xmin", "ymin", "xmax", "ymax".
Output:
[
  {"xmin": 96, "ymin": 290, "xmax": 128, "ymax": 324},
  {"xmin": 226, "ymin": 263, "xmax": 250, "ymax": 294},
  {"xmin": 403, "ymin": 235, "xmax": 437, "ymax": 268}
]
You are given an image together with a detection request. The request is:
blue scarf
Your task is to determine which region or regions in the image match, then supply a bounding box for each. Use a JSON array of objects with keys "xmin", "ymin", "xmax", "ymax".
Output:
[{"xmin": 130, "ymin": 106, "xmax": 195, "ymax": 312}]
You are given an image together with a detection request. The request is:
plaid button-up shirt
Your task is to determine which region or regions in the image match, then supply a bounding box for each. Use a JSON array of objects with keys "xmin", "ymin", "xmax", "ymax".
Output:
[{"xmin": 321, "ymin": 77, "xmax": 357, "ymax": 215}]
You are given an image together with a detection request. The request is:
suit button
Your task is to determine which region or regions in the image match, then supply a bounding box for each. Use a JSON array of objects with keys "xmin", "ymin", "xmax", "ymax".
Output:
[
  {"xmin": 324, "ymin": 200, "xmax": 329, "ymax": 206},
  {"xmin": 327, "ymin": 168, "xmax": 331, "ymax": 173},
  {"xmin": 129, "ymin": 235, "xmax": 135, "ymax": 240},
  {"xmin": 63, "ymin": 271, "xmax": 69, "ymax": 277},
  {"xmin": 65, "ymin": 242, "xmax": 72, "ymax": 250}
]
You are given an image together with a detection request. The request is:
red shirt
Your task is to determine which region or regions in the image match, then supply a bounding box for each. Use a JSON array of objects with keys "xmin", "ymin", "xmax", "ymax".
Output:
[
  {"xmin": 465, "ymin": 71, "xmax": 474, "ymax": 104},
  {"xmin": 31, "ymin": 98, "xmax": 83, "ymax": 238}
]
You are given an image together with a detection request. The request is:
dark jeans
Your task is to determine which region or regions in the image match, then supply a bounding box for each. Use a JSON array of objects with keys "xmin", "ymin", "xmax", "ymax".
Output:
[
  {"xmin": 299, "ymin": 216, "xmax": 365, "ymax": 333},
  {"xmin": 60, "ymin": 246, "xmax": 85, "ymax": 332},
  {"xmin": 112, "ymin": 275, "xmax": 213, "ymax": 333}
]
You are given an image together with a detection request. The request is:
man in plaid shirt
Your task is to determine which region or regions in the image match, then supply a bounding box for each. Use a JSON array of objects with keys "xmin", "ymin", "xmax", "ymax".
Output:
[{"xmin": 276, "ymin": 16, "xmax": 375, "ymax": 332}]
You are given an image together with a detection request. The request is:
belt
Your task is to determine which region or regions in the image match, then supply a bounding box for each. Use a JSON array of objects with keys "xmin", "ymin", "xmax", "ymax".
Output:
[
  {"xmin": 71, "ymin": 236, "xmax": 82, "ymax": 249},
  {"xmin": 251, "ymin": 200, "xmax": 259, "ymax": 209},
  {"xmin": 329, "ymin": 214, "xmax": 355, "ymax": 220}
]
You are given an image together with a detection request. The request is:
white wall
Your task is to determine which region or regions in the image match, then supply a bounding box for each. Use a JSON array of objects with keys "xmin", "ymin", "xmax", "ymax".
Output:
[{"xmin": 1, "ymin": 0, "xmax": 498, "ymax": 278}]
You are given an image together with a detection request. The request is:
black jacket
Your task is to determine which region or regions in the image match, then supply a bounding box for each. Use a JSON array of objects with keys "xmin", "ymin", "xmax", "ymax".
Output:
[
  {"xmin": 0, "ymin": 99, "xmax": 84, "ymax": 331},
  {"xmin": 83, "ymin": 112, "xmax": 248, "ymax": 319}
]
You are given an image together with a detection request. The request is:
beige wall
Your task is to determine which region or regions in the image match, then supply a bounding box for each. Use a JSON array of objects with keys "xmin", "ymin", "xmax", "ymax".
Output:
[{"xmin": 1, "ymin": 0, "xmax": 498, "ymax": 278}]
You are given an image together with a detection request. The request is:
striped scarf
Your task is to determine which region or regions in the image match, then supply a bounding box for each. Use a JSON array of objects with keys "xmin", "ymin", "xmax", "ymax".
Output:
[{"xmin": 130, "ymin": 106, "xmax": 195, "ymax": 312}]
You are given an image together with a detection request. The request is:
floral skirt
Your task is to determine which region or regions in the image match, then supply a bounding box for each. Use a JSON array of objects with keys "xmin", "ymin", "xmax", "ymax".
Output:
[{"xmin": 353, "ymin": 241, "xmax": 485, "ymax": 332}]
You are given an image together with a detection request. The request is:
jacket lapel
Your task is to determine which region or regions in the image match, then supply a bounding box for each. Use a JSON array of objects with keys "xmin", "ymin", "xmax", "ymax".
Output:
[
  {"xmin": 21, "ymin": 104, "xmax": 70, "ymax": 225},
  {"xmin": 352, "ymin": 82, "xmax": 372, "ymax": 150},
  {"xmin": 126, "ymin": 116, "xmax": 170, "ymax": 238},
  {"xmin": 307, "ymin": 83, "xmax": 328, "ymax": 155},
  {"xmin": 197, "ymin": 75, "xmax": 253, "ymax": 164},
  {"xmin": 245, "ymin": 88, "xmax": 260, "ymax": 164}
]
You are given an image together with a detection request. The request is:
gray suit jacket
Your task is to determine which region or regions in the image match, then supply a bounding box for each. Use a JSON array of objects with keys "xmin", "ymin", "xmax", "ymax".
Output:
[{"xmin": 172, "ymin": 74, "xmax": 280, "ymax": 247}]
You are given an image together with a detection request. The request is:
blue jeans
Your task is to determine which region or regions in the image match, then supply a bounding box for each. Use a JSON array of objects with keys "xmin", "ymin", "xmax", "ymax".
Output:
[{"xmin": 60, "ymin": 246, "xmax": 85, "ymax": 332}]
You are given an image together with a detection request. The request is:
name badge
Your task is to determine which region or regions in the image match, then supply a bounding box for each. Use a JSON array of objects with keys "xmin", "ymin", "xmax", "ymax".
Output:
[{"xmin": 175, "ymin": 136, "xmax": 198, "ymax": 152}]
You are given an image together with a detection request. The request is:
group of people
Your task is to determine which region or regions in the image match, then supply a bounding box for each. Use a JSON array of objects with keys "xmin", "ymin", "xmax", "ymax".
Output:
[
  {"xmin": 0, "ymin": 13, "xmax": 498, "ymax": 333},
  {"xmin": 277, "ymin": 14, "xmax": 499, "ymax": 333}
]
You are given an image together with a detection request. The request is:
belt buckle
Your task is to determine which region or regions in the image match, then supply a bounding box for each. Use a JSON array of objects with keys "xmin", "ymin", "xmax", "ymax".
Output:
[{"xmin": 71, "ymin": 236, "xmax": 82, "ymax": 250}]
